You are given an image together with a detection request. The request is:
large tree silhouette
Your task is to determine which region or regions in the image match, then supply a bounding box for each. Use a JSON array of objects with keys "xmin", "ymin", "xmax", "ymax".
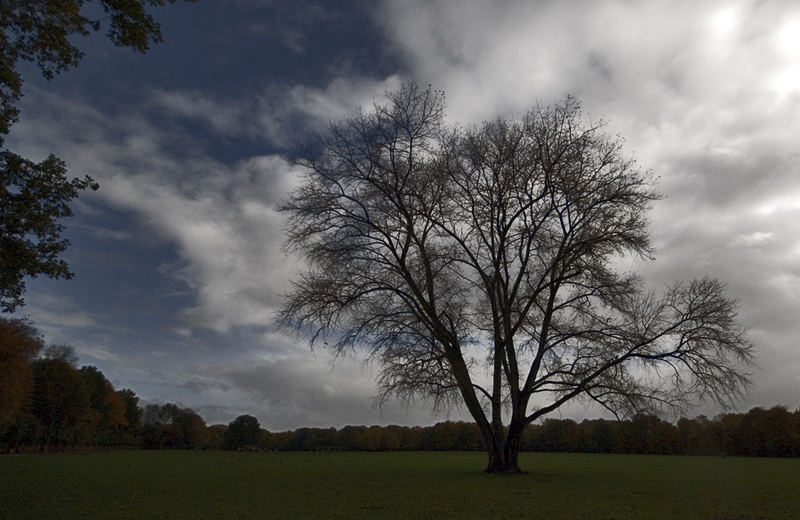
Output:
[{"xmin": 281, "ymin": 84, "xmax": 754, "ymax": 473}]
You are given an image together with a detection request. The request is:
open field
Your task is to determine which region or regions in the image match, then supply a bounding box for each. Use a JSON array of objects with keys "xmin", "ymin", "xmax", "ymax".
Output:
[{"xmin": 1, "ymin": 451, "xmax": 798, "ymax": 519}]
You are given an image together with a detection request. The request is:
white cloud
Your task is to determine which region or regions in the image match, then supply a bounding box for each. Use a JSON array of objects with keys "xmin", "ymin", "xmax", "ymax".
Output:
[
  {"xmin": 284, "ymin": 75, "xmax": 404, "ymax": 122},
  {"xmin": 755, "ymin": 192, "xmax": 800, "ymax": 216},
  {"xmin": 75, "ymin": 345, "xmax": 121, "ymax": 363},
  {"xmin": 733, "ymin": 232, "xmax": 776, "ymax": 248},
  {"xmin": 10, "ymin": 87, "xmax": 306, "ymax": 333},
  {"xmin": 148, "ymin": 75, "xmax": 404, "ymax": 148},
  {"xmin": 373, "ymin": 0, "xmax": 800, "ymax": 416},
  {"xmin": 25, "ymin": 294, "xmax": 98, "ymax": 334},
  {"xmin": 10, "ymin": 75, "xmax": 416, "ymax": 335},
  {"xmin": 151, "ymin": 89, "xmax": 250, "ymax": 137},
  {"xmin": 97, "ymin": 156, "xmax": 302, "ymax": 332}
]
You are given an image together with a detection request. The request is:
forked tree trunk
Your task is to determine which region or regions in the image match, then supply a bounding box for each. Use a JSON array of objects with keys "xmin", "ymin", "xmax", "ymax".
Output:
[
  {"xmin": 484, "ymin": 443, "xmax": 522, "ymax": 473},
  {"xmin": 448, "ymin": 347, "xmax": 525, "ymax": 473},
  {"xmin": 482, "ymin": 423, "xmax": 523, "ymax": 474}
]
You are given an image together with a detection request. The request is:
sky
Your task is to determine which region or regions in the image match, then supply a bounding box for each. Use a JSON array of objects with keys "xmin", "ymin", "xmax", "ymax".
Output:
[{"xmin": 7, "ymin": 0, "xmax": 800, "ymax": 430}]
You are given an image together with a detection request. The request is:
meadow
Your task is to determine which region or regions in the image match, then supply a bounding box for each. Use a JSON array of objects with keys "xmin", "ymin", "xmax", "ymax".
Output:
[{"xmin": 1, "ymin": 451, "xmax": 798, "ymax": 519}]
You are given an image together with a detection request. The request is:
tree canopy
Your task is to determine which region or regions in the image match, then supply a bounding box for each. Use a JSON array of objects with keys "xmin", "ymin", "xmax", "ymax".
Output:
[
  {"xmin": 0, "ymin": 317, "xmax": 43, "ymax": 431},
  {"xmin": 225, "ymin": 415, "xmax": 262, "ymax": 450},
  {"xmin": 280, "ymin": 84, "xmax": 754, "ymax": 473}
]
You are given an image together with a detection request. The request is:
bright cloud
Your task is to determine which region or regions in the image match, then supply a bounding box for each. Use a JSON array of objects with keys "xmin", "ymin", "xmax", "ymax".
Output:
[{"xmin": 375, "ymin": 0, "xmax": 800, "ymax": 413}]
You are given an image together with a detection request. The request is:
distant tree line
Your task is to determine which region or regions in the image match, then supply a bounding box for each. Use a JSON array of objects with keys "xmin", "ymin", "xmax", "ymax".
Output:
[
  {"xmin": 2, "ymin": 318, "xmax": 799, "ymax": 456},
  {"xmin": 258, "ymin": 409, "xmax": 800, "ymax": 458},
  {"xmin": 1, "ymin": 318, "xmax": 141, "ymax": 451}
]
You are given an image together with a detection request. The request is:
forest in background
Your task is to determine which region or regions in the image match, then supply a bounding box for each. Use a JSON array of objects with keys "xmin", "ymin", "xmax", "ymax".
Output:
[{"xmin": 2, "ymin": 317, "xmax": 798, "ymax": 456}]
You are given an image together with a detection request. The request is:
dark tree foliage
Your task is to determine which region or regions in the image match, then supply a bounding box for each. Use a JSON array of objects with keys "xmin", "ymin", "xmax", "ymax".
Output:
[
  {"xmin": 1, "ymin": 153, "xmax": 97, "ymax": 311},
  {"xmin": 30, "ymin": 356, "xmax": 91, "ymax": 448},
  {"xmin": 40, "ymin": 342, "xmax": 79, "ymax": 364},
  {"xmin": 0, "ymin": 0, "xmax": 193, "ymax": 312},
  {"xmin": 115, "ymin": 387, "xmax": 143, "ymax": 446},
  {"xmin": 141, "ymin": 402, "xmax": 207, "ymax": 450},
  {"xmin": 0, "ymin": 319, "xmax": 143, "ymax": 451},
  {"xmin": 117, "ymin": 388, "xmax": 141, "ymax": 427},
  {"xmin": 204, "ymin": 424, "xmax": 227, "ymax": 450},
  {"xmin": 0, "ymin": 317, "xmax": 43, "ymax": 431},
  {"xmin": 225, "ymin": 414, "xmax": 262, "ymax": 450},
  {"xmin": 78, "ymin": 365, "xmax": 127, "ymax": 443},
  {"xmin": 281, "ymin": 84, "xmax": 755, "ymax": 472}
]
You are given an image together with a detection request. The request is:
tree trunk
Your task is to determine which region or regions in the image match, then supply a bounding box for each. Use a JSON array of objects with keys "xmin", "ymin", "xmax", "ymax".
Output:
[
  {"xmin": 504, "ymin": 420, "xmax": 524, "ymax": 473},
  {"xmin": 484, "ymin": 445, "xmax": 522, "ymax": 473},
  {"xmin": 483, "ymin": 425, "xmax": 523, "ymax": 473}
]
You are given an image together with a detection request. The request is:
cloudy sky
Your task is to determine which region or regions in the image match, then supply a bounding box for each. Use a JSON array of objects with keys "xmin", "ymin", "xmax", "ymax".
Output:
[{"xmin": 8, "ymin": 0, "xmax": 800, "ymax": 430}]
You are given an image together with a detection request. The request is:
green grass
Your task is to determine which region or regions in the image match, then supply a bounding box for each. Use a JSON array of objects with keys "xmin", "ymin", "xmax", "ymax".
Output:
[{"xmin": 1, "ymin": 451, "xmax": 798, "ymax": 519}]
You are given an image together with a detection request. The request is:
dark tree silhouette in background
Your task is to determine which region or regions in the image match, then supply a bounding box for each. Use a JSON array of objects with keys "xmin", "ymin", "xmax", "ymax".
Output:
[
  {"xmin": 141, "ymin": 402, "xmax": 207, "ymax": 450},
  {"xmin": 31, "ymin": 349, "xmax": 91, "ymax": 449},
  {"xmin": 280, "ymin": 84, "xmax": 754, "ymax": 473},
  {"xmin": 0, "ymin": 0, "xmax": 193, "ymax": 311},
  {"xmin": 225, "ymin": 415, "xmax": 262, "ymax": 450},
  {"xmin": 0, "ymin": 318, "xmax": 42, "ymax": 433}
]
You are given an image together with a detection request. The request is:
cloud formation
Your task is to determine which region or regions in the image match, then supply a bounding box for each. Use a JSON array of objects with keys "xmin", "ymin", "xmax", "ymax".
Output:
[
  {"xmin": 12, "ymin": 75, "xmax": 405, "ymax": 334},
  {"xmin": 376, "ymin": 0, "xmax": 800, "ymax": 413},
  {"xmin": 149, "ymin": 75, "xmax": 403, "ymax": 147},
  {"xmin": 9, "ymin": 0, "xmax": 800, "ymax": 427}
]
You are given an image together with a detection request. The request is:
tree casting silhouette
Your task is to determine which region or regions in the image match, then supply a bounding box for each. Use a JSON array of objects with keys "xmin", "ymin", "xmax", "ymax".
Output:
[{"xmin": 280, "ymin": 84, "xmax": 754, "ymax": 473}]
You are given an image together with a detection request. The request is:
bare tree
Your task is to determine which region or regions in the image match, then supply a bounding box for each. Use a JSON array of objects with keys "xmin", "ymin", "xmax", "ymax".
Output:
[{"xmin": 280, "ymin": 84, "xmax": 753, "ymax": 473}]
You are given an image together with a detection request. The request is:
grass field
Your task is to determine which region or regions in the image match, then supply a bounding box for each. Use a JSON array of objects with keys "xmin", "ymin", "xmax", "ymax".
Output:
[{"xmin": 1, "ymin": 451, "xmax": 798, "ymax": 519}]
